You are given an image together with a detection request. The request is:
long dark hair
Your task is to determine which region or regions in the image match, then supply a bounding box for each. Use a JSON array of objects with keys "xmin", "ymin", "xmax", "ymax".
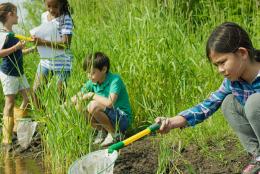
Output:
[
  {"xmin": 206, "ymin": 22, "xmax": 260, "ymax": 62},
  {"xmin": 58, "ymin": 0, "xmax": 72, "ymax": 16}
]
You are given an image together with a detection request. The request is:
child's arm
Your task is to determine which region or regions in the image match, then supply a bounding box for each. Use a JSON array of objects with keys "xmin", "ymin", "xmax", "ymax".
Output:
[
  {"xmin": 22, "ymin": 46, "xmax": 37, "ymax": 55},
  {"xmin": 32, "ymin": 34, "xmax": 72, "ymax": 49},
  {"xmin": 82, "ymin": 92, "xmax": 118, "ymax": 108},
  {"xmin": 0, "ymin": 41, "xmax": 25, "ymax": 58}
]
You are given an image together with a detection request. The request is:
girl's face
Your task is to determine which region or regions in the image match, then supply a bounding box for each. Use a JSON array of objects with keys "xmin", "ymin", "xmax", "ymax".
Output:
[
  {"xmin": 210, "ymin": 49, "xmax": 248, "ymax": 81},
  {"xmin": 6, "ymin": 9, "xmax": 18, "ymax": 25},
  {"xmin": 45, "ymin": 0, "xmax": 60, "ymax": 18},
  {"xmin": 87, "ymin": 67, "xmax": 107, "ymax": 84}
]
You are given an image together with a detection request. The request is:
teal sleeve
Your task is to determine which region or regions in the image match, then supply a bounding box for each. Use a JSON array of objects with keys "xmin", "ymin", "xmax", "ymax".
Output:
[
  {"xmin": 110, "ymin": 77, "xmax": 122, "ymax": 95},
  {"xmin": 81, "ymin": 80, "xmax": 93, "ymax": 93}
]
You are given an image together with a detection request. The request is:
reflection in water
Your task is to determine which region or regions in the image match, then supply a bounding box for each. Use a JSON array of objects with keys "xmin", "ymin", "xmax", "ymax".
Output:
[{"xmin": 0, "ymin": 153, "xmax": 46, "ymax": 174}]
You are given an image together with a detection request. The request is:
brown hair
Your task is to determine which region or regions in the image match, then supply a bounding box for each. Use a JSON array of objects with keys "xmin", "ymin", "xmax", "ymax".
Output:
[
  {"xmin": 83, "ymin": 52, "xmax": 110, "ymax": 73},
  {"xmin": 0, "ymin": 2, "xmax": 16, "ymax": 24}
]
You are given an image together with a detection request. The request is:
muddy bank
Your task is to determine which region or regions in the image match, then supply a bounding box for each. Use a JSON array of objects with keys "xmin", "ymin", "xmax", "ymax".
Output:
[
  {"xmin": 113, "ymin": 136, "xmax": 249, "ymax": 174},
  {"xmin": 114, "ymin": 137, "xmax": 159, "ymax": 174}
]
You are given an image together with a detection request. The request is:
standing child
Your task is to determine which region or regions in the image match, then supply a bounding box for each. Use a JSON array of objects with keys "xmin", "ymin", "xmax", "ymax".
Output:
[
  {"xmin": 32, "ymin": 0, "xmax": 73, "ymax": 109},
  {"xmin": 0, "ymin": 3, "xmax": 33, "ymax": 148},
  {"xmin": 155, "ymin": 22, "xmax": 260, "ymax": 174},
  {"xmin": 71, "ymin": 52, "xmax": 132, "ymax": 147}
]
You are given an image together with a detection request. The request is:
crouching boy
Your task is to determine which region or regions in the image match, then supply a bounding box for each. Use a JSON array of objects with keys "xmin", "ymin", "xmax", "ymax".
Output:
[{"xmin": 71, "ymin": 52, "xmax": 132, "ymax": 146}]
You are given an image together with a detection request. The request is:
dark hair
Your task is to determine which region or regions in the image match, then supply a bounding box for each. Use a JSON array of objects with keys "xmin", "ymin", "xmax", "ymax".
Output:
[
  {"xmin": 83, "ymin": 52, "xmax": 110, "ymax": 73},
  {"xmin": 0, "ymin": 3, "xmax": 16, "ymax": 24},
  {"xmin": 58, "ymin": 0, "xmax": 72, "ymax": 16},
  {"xmin": 45, "ymin": 0, "xmax": 74, "ymax": 27},
  {"xmin": 206, "ymin": 22, "xmax": 260, "ymax": 62}
]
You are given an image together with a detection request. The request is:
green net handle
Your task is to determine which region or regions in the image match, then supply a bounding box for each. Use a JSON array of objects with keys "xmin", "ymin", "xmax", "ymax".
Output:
[{"xmin": 148, "ymin": 123, "xmax": 160, "ymax": 132}]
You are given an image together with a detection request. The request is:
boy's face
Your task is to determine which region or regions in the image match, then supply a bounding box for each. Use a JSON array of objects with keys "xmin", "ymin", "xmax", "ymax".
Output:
[{"xmin": 88, "ymin": 67, "xmax": 107, "ymax": 84}]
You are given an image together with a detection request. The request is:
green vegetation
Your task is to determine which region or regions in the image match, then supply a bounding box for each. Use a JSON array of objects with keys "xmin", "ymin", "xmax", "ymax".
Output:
[{"xmin": 1, "ymin": 0, "xmax": 260, "ymax": 173}]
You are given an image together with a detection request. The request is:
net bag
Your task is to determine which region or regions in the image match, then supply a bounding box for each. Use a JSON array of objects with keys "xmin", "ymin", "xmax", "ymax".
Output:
[{"xmin": 68, "ymin": 149, "xmax": 118, "ymax": 174}]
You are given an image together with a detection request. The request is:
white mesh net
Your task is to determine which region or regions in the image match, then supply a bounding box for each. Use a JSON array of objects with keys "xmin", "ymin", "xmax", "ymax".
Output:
[{"xmin": 68, "ymin": 149, "xmax": 118, "ymax": 174}]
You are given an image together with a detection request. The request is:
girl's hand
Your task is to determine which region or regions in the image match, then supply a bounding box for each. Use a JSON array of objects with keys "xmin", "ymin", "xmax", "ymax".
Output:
[
  {"xmin": 155, "ymin": 115, "xmax": 187, "ymax": 134},
  {"xmin": 31, "ymin": 36, "xmax": 46, "ymax": 46},
  {"xmin": 155, "ymin": 117, "xmax": 173, "ymax": 134},
  {"xmin": 14, "ymin": 41, "xmax": 26, "ymax": 51}
]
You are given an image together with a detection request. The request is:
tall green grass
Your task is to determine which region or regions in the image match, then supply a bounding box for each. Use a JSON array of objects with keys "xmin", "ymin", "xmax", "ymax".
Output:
[{"xmin": 1, "ymin": 0, "xmax": 260, "ymax": 173}]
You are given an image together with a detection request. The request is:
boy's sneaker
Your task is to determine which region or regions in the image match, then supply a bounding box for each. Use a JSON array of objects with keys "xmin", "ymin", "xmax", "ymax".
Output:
[
  {"xmin": 242, "ymin": 159, "xmax": 260, "ymax": 174},
  {"xmin": 93, "ymin": 131, "xmax": 107, "ymax": 145},
  {"xmin": 101, "ymin": 133, "xmax": 114, "ymax": 147},
  {"xmin": 100, "ymin": 132, "xmax": 125, "ymax": 147}
]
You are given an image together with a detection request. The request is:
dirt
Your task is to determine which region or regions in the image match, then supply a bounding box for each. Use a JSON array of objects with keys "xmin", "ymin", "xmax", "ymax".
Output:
[
  {"xmin": 113, "ymin": 136, "xmax": 250, "ymax": 174},
  {"xmin": 172, "ymin": 137, "xmax": 251, "ymax": 174},
  {"xmin": 113, "ymin": 137, "xmax": 159, "ymax": 174}
]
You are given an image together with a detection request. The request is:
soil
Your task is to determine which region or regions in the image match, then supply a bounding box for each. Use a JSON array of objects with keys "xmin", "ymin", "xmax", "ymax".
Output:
[
  {"xmin": 113, "ymin": 136, "xmax": 250, "ymax": 174},
  {"xmin": 114, "ymin": 137, "xmax": 159, "ymax": 174}
]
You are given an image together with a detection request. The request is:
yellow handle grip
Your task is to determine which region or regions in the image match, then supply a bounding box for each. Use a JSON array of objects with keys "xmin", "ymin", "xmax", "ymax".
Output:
[
  {"xmin": 123, "ymin": 129, "xmax": 151, "ymax": 146},
  {"xmin": 14, "ymin": 34, "xmax": 33, "ymax": 42}
]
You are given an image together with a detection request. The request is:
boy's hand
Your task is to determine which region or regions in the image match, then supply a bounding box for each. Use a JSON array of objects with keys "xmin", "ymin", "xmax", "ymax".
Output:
[
  {"xmin": 14, "ymin": 41, "xmax": 26, "ymax": 51},
  {"xmin": 71, "ymin": 95, "xmax": 78, "ymax": 105},
  {"xmin": 84, "ymin": 92, "xmax": 94, "ymax": 100}
]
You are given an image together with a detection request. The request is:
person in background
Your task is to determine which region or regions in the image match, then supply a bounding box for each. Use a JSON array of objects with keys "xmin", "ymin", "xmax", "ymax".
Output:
[{"xmin": 32, "ymin": 0, "xmax": 73, "ymax": 109}]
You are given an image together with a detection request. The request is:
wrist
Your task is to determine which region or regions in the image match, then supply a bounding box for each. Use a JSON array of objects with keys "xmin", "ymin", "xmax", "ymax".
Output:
[{"xmin": 13, "ymin": 45, "xmax": 17, "ymax": 52}]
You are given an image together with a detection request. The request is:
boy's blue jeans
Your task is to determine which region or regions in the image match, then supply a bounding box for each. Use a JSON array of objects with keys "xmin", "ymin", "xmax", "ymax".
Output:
[
  {"xmin": 104, "ymin": 107, "xmax": 129, "ymax": 133},
  {"xmin": 222, "ymin": 93, "xmax": 260, "ymax": 157}
]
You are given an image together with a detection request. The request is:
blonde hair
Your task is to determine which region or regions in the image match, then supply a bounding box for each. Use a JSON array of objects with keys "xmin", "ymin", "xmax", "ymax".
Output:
[{"xmin": 0, "ymin": 2, "xmax": 16, "ymax": 24}]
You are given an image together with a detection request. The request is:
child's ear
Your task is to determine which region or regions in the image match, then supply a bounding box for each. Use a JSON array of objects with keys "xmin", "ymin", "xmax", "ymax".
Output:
[
  {"xmin": 7, "ymin": 11, "xmax": 12, "ymax": 17},
  {"xmin": 102, "ymin": 66, "xmax": 107, "ymax": 73},
  {"xmin": 238, "ymin": 47, "xmax": 249, "ymax": 60}
]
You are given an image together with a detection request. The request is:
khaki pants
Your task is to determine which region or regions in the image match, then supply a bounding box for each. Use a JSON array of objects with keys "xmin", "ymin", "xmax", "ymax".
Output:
[{"xmin": 222, "ymin": 93, "xmax": 260, "ymax": 156}]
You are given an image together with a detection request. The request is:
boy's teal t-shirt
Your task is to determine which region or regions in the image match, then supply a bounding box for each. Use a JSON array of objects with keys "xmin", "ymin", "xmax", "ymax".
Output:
[{"xmin": 81, "ymin": 72, "xmax": 132, "ymax": 125}]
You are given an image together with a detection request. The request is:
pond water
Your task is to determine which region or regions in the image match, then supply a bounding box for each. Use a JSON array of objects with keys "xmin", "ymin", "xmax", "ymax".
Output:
[{"xmin": 0, "ymin": 154, "xmax": 47, "ymax": 174}]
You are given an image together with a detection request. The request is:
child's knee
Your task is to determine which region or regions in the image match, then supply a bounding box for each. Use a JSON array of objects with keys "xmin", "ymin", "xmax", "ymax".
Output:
[
  {"xmin": 87, "ymin": 100, "xmax": 100, "ymax": 114},
  {"xmin": 245, "ymin": 93, "xmax": 260, "ymax": 118},
  {"xmin": 221, "ymin": 94, "xmax": 234, "ymax": 115}
]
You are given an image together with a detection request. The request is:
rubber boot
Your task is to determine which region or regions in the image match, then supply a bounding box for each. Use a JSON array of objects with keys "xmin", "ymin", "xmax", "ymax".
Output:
[
  {"xmin": 2, "ymin": 116, "xmax": 14, "ymax": 145},
  {"xmin": 13, "ymin": 107, "xmax": 28, "ymax": 133}
]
